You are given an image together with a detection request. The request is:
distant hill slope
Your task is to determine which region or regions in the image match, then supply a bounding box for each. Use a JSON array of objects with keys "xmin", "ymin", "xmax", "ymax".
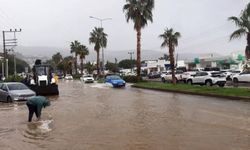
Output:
[{"xmin": 9, "ymin": 45, "xmax": 223, "ymax": 62}]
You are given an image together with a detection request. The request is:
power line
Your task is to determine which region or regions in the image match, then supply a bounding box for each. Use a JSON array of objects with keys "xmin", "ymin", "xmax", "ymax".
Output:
[{"xmin": 2, "ymin": 29, "xmax": 22, "ymax": 78}]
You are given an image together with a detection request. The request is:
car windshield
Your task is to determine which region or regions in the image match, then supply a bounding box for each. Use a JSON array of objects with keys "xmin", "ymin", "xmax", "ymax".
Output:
[
  {"xmin": 107, "ymin": 76, "xmax": 121, "ymax": 80},
  {"xmin": 35, "ymin": 66, "xmax": 49, "ymax": 76},
  {"xmin": 7, "ymin": 83, "xmax": 29, "ymax": 91},
  {"xmin": 211, "ymin": 72, "xmax": 224, "ymax": 77},
  {"xmin": 84, "ymin": 75, "xmax": 92, "ymax": 78}
]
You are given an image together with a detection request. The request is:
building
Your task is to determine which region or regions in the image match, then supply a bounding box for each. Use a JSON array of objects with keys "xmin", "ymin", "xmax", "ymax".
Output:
[{"xmin": 144, "ymin": 59, "xmax": 186, "ymax": 74}]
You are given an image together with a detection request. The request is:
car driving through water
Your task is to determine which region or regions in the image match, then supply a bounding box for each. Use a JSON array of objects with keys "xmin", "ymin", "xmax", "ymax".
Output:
[{"xmin": 105, "ymin": 75, "xmax": 126, "ymax": 88}]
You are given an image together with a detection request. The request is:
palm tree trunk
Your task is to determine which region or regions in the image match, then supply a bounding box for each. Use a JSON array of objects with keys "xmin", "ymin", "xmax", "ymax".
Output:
[
  {"xmin": 136, "ymin": 27, "xmax": 142, "ymax": 80},
  {"xmin": 246, "ymin": 33, "xmax": 250, "ymax": 60},
  {"xmin": 169, "ymin": 43, "xmax": 176, "ymax": 85},
  {"xmin": 80, "ymin": 58, "xmax": 83, "ymax": 75},
  {"xmin": 97, "ymin": 50, "xmax": 100, "ymax": 76},
  {"xmin": 75, "ymin": 53, "xmax": 78, "ymax": 75}
]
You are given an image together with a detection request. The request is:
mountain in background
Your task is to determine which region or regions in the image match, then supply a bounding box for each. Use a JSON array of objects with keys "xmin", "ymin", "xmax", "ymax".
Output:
[{"xmin": 4, "ymin": 46, "xmax": 227, "ymax": 64}]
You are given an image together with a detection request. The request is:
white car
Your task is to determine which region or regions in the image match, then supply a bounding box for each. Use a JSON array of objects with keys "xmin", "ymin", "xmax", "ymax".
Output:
[
  {"xmin": 222, "ymin": 70, "xmax": 241, "ymax": 81},
  {"xmin": 181, "ymin": 71, "xmax": 197, "ymax": 82},
  {"xmin": 161, "ymin": 70, "xmax": 184, "ymax": 83},
  {"xmin": 186, "ymin": 71, "xmax": 226, "ymax": 87},
  {"xmin": 232, "ymin": 71, "xmax": 250, "ymax": 87},
  {"xmin": 80, "ymin": 75, "xmax": 95, "ymax": 83},
  {"xmin": 64, "ymin": 74, "xmax": 73, "ymax": 80}
]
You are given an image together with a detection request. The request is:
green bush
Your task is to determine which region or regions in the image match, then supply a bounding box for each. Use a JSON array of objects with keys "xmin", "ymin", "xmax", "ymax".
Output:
[
  {"xmin": 5, "ymin": 75, "xmax": 24, "ymax": 82},
  {"xmin": 122, "ymin": 75, "xmax": 143, "ymax": 83},
  {"xmin": 73, "ymin": 74, "xmax": 82, "ymax": 79},
  {"xmin": 97, "ymin": 78, "xmax": 105, "ymax": 83}
]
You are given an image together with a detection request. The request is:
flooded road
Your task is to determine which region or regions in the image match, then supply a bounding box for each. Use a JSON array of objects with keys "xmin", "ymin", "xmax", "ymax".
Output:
[{"xmin": 0, "ymin": 80, "xmax": 249, "ymax": 150}]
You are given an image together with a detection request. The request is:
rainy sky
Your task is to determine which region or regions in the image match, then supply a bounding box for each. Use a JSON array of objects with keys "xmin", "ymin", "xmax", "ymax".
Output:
[{"xmin": 0, "ymin": 0, "xmax": 249, "ymax": 55}]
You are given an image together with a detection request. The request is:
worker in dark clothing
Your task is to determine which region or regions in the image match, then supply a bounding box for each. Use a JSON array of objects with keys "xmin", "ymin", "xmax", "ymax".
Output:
[{"xmin": 26, "ymin": 96, "xmax": 51, "ymax": 122}]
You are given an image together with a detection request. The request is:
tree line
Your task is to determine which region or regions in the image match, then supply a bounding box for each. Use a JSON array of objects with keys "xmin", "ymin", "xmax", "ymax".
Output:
[{"xmin": 49, "ymin": 1, "xmax": 250, "ymax": 85}]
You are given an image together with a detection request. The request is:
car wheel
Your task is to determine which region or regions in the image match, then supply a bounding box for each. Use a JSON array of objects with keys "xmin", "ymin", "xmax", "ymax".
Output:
[
  {"xmin": 233, "ymin": 78, "xmax": 238, "ymax": 87},
  {"xmin": 7, "ymin": 96, "xmax": 13, "ymax": 103},
  {"xmin": 187, "ymin": 80, "xmax": 192, "ymax": 85},
  {"xmin": 205, "ymin": 80, "xmax": 212, "ymax": 86},
  {"xmin": 161, "ymin": 78, "xmax": 166, "ymax": 83}
]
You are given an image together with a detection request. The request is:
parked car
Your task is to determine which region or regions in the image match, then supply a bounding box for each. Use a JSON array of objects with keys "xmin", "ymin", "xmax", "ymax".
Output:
[
  {"xmin": 0, "ymin": 82, "xmax": 36, "ymax": 102},
  {"xmin": 80, "ymin": 74, "xmax": 94, "ymax": 83},
  {"xmin": 232, "ymin": 71, "xmax": 250, "ymax": 87},
  {"xmin": 161, "ymin": 70, "xmax": 184, "ymax": 83},
  {"xmin": 221, "ymin": 70, "xmax": 241, "ymax": 81},
  {"xmin": 148, "ymin": 72, "xmax": 161, "ymax": 79},
  {"xmin": 181, "ymin": 71, "xmax": 197, "ymax": 82},
  {"xmin": 64, "ymin": 74, "xmax": 73, "ymax": 80},
  {"xmin": 105, "ymin": 75, "xmax": 126, "ymax": 87},
  {"xmin": 204, "ymin": 67, "xmax": 220, "ymax": 72},
  {"xmin": 186, "ymin": 71, "xmax": 226, "ymax": 87}
]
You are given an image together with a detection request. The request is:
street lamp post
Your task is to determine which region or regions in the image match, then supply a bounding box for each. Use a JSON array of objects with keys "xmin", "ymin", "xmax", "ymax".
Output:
[
  {"xmin": 89, "ymin": 16, "xmax": 111, "ymax": 74},
  {"xmin": 128, "ymin": 52, "xmax": 134, "ymax": 73}
]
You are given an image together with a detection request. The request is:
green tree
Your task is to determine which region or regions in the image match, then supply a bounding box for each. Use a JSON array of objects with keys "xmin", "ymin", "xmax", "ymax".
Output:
[
  {"xmin": 70, "ymin": 40, "xmax": 81, "ymax": 74},
  {"xmin": 78, "ymin": 45, "xmax": 89, "ymax": 75},
  {"xmin": 52, "ymin": 52, "xmax": 63, "ymax": 67},
  {"xmin": 228, "ymin": 3, "xmax": 250, "ymax": 60},
  {"xmin": 1, "ymin": 55, "xmax": 30, "ymax": 75},
  {"xmin": 57, "ymin": 56, "xmax": 73, "ymax": 75},
  {"xmin": 89, "ymin": 27, "xmax": 108, "ymax": 76},
  {"xmin": 105, "ymin": 61, "xmax": 119, "ymax": 73},
  {"xmin": 123, "ymin": 0, "xmax": 154, "ymax": 79},
  {"xmin": 84, "ymin": 62, "xmax": 96, "ymax": 74},
  {"xmin": 159, "ymin": 28, "xmax": 181, "ymax": 84},
  {"xmin": 118, "ymin": 59, "xmax": 136, "ymax": 69}
]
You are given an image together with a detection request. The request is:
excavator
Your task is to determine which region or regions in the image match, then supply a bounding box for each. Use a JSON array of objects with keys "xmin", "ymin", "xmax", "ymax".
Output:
[{"xmin": 26, "ymin": 59, "xmax": 59, "ymax": 95}]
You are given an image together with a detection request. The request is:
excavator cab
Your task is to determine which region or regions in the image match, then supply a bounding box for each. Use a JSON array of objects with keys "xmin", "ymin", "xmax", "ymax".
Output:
[{"xmin": 27, "ymin": 59, "xmax": 59, "ymax": 95}]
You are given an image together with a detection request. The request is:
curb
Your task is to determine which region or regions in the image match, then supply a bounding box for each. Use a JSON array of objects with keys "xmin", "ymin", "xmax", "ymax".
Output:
[{"xmin": 132, "ymin": 85, "xmax": 250, "ymax": 101}]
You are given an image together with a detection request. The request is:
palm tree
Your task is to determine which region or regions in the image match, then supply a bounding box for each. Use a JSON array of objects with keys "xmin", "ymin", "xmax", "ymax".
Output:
[
  {"xmin": 58, "ymin": 56, "xmax": 73, "ymax": 75},
  {"xmin": 123, "ymin": 0, "xmax": 154, "ymax": 79},
  {"xmin": 70, "ymin": 40, "xmax": 81, "ymax": 75},
  {"xmin": 78, "ymin": 45, "xmax": 89, "ymax": 75},
  {"xmin": 159, "ymin": 28, "xmax": 181, "ymax": 84},
  {"xmin": 52, "ymin": 52, "xmax": 63, "ymax": 69},
  {"xmin": 228, "ymin": 3, "xmax": 250, "ymax": 60},
  {"xmin": 89, "ymin": 27, "xmax": 107, "ymax": 76}
]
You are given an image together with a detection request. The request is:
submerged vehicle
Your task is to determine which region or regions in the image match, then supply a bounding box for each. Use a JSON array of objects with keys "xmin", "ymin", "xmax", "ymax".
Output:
[{"xmin": 26, "ymin": 60, "xmax": 59, "ymax": 95}]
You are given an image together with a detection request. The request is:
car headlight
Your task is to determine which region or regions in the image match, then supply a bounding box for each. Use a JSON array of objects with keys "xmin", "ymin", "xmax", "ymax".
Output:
[{"xmin": 51, "ymin": 78, "xmax": 56, "ymax": 84}]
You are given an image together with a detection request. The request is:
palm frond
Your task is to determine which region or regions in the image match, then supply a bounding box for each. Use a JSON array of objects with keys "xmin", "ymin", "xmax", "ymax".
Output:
[
  {"xmin": 159, "ymin": 27, "xmax": 181, "ymax": 48},
  {"xmin": 228, "ymin": 16, "xmax": 243, "ymax": 27},
  {"xmin": 123, "ymin": 0, "xmax": 154, "ymax": 30},
  {"xmin": 229, "ymin": 28, "xmax": 247, "ymax": 40}
]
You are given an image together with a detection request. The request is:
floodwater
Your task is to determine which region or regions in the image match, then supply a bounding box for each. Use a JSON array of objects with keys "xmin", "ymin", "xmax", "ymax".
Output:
[{"xmin": 0, "ymin": 80, "xmax": 249, "ymax": 150}]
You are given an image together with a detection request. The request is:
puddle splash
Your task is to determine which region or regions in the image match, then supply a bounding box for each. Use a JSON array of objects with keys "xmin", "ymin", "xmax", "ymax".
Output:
[{"xmin": 24, "ymin": 120, "xmax": 53, "ymax": 140}]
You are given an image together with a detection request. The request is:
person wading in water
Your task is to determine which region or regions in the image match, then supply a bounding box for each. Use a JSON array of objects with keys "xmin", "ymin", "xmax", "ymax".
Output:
[{"xmin": 26, "ymin": 96, "xmax": 51, "ymax": 122}]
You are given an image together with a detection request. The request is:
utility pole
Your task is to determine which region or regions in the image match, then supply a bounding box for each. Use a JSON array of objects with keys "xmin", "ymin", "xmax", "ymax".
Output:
[
  {"xmin": 2, "ymin": 29, "xmax": 21, "ymax": 78},
  {"xmin": 128, "ymin": 52, "xmax": 134, "ymax": 73},
  {"xmin": 89, "ymin": 16, "xmax": 112, "ymax": 74}
]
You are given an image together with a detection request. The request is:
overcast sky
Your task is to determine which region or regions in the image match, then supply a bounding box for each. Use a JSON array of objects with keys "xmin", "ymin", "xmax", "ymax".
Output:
[{"xmin": 0, "ymin": 0, "xmax": 249, "ymax": 56}]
